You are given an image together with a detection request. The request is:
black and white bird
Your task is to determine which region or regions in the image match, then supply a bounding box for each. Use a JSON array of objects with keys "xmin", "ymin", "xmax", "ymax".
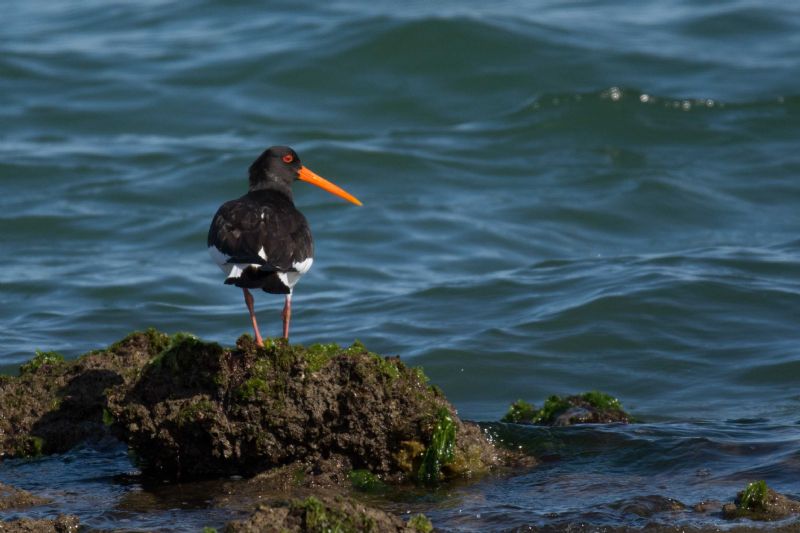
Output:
[{"xmin": 207, "ymin": 146, "xmax": 361, "ymax": 345}]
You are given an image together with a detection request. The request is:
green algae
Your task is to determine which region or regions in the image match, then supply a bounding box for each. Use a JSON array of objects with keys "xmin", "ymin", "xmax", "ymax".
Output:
[
  {"xmin": 107, "ymin": 327, "xmax": 171, "ymax": 356},
  {"xmin": 235, "ymin": 337, "xmax": 407, "ymax": 389},
  {"xmin": 102, "ymin": 408, "xmax": 114, "ymax": 427},
  {"xmin": 236, "ymin": 377, "xmax": 269, "ymax": 400},
  {"xmin": 407, "ymin": 514, "xmax": 434, "ymax": 533},
  {"xmin": 411, "ymin": 366, "xmax": 429, "ymax": 385},
  {"xmin": 723, "ymin": 480, "xmax": 800, "ymax": 521},
  {"xmin": 149, "ymin": 333, "xmax": 204, "ymax": 370},
  {"xmin": 375, "ymin": 357, "xmax": 400, "ymax": 380},
  {"xmin": 534, "ymin": 395, "xmax": 572, "ymax": 424},
  {"xmin": 348, "ymin": 469, "xmax": 386, "ymax": 492},
  {"xmin": 176, "ymin": 398, "xmax": 215, "ymax": 427},
  {"xmin": 395, "ymin": 440, "xmax": 425, "ymax": 474},
  {"xmin": 417, "ymin": 407, "xmax": 457, "ymax": 483},
  {"xmin": 15, "ymin": 436, "xmax": 45, "ymax": 457},
  {"xmin": 581, "ymin": 390, "xmax": 623, "ymax": 411},
  {"xmin": 148, "ymin": 333, "xmax": 225, "ymax": 389},
  {"xmin": 29, "ymin": 436, "xmax": 44, "ymax": 456},
  {"xmin": 502, "ymin": 391, "xmax": 629, "ymax": 425},
  {"xmin": 291, "ymin": 465, "xmax": 307, "ymax": 485},
  {"xmin": 338, "ymin": 340, "xmax": 400, "ymax": 379},
  {"xmin": 342, "ymin": 340, "xmax": 369, "ymax": 357},
  {"xmin": 291, "ymin": 496, "xmax": 376, "ymax": 533},
  {"xmin": 305, "ymin": 343, "xmax": 341, "ymax": 372},
  {"xmin": 501, "ymin": 399, "xmax": 538, "ymax": 424},
  {"xmin": 739, "ymin": 480, "xmax": 769, "ymax": 512},
  {"xmin": 19, "ymin": 350, "xmax": 64, "ymax": 375},
  {"xmin": 501, "ymin": 396, "xmax": 567, "ymax": 424}
]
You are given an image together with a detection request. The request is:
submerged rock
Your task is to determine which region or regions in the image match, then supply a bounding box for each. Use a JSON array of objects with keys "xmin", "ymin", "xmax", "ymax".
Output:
[
  {"xmin": 501, "ymin": 391, "xmax": 631, "ymax": 426},
  {"xmin": 0, "ymin": 483, "xmax": 49, "ymax": 510},
  {"xmin": 105, "ymin": 334, "xmax": 501, "ymax": 481},
  {"xmin": 223, "ymin": 495, "xmax": 432, "ymax": 533},
  {"xmin": 0, "ymin": 514, "xmax": 79, "ymax": 532},
  {"xmin": 0, "ymin": 330, "xmax": 167, "ymax": 458},
  {"xmin": 608, "ymin": 495, "xmax": 686, "ymax": 517},
  {"xmin": 722, "ymin": 480, "xmax": 800, "ymax": 521}
]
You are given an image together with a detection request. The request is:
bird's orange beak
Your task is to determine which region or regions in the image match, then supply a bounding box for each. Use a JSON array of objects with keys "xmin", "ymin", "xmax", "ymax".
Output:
[{"xmin": 298, "ymin": 166, "xmax": 362, "ymax": 206}]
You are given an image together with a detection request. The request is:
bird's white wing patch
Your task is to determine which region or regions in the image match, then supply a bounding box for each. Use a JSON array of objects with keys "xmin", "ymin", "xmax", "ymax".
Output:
[
  {"xmin": 258, "ymin": 246, "xmax": 268, "ymax": 261},
  {"xmin": 293, "ymin": 257, "xmax": 313, "ymax": 275},
  {"xmin": 208, "ymin": 245, "xmax": 260, "ymax": 279},
  {"xmin": 277, "ymin": 258, "xmax": 314, "ymax": 292}
]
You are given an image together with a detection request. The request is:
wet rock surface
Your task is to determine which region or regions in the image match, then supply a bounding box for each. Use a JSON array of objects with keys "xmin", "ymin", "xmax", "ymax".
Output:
[
  {"xmin": 0, "ymin": 330, "xmax": 503, "ymax": 485},
  {"xmin": 514, "ymin": 524, "xmax": 800, "ymax": 532},
  {"xmin": 0, "ymin": 484, "xmax": 49, "ymax": 511},
  {"xmin": 0, "ymin": 331, "xmax": 167, "ymax": 458},
  {"xmin": 722, "ymin": 481, "xmax": 800, "ymax": 521},
  {"xmin": 223, "ymin": 495, "xmax": 432, "ymax": 533},
  {"xmin": 607, "ymin": 495, "xmax": 685, "ymax": 517},
  {"xmin": 0, "ymin": 514, "xmax": 79, "ymax": 533},
  {"xmin": 104, "ymin": 333, "xmax": 502, "ymax": 481},
  {"xmin": 0, "ymin": 330, "xmax": 527, "ymax": 531}
]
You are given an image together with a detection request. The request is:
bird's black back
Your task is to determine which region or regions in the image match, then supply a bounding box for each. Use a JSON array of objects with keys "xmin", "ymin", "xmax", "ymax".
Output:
[{"xmin": 207, "ymin": 190, "xmax": 313, "ymax": 292}]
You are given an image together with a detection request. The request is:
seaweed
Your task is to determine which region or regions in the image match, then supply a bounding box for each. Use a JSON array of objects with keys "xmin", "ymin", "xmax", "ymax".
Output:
[
  {"xmin": 533, "ymin": 395, "xmax": 572, "ymax": 424},
  {"xmin": 348, "ymin": 469, "xmax": 386, "ymax": 492},
  {"xmin": 581, "ymin": 390, "xmax": 623, "ymax": 411},
  {"xmin": 739, "ymin": 480, "xmax": 769, "ymax": 512},
  {"xmin": 407, "ymin": 514, "xmax": 434, "ymax": 533},
  {"xmin": 418, "ymin": 407, "xmax": 457, "ymax": 483},
  {"xmin": 19, "ymin": 350, "xmax": 64, "ymax": 375},
  {"xmin": 292, "ymin": 496, "xmax": 376, "ymax": 533},
  {"xmin": 501, "ymin": 399, "xmax": 538, "ymax": 424},
  {"xmin": 501, "ymin": 391, "xmax": 630, "ymax": 426}
]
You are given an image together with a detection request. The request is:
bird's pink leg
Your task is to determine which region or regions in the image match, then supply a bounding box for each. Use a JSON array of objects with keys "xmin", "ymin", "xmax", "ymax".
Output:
[
  {"xmin": 242, "ymin": 288, "xmax": 264, "ymax": 347},
  {"xmin": 282, "ymin": 294, "xmax": 292, "ymax": 340}
]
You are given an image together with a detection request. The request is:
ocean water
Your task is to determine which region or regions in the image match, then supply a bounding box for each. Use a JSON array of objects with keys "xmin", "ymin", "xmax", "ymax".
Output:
[{"xmin": 1, "ymin": 0, "xmax": 799, "ymax": 530}]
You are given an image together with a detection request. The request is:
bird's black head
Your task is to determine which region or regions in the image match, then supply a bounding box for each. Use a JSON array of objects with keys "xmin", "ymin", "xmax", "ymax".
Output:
[
  {"xmin": 247, "ymin": 145, "xmax": 363, "ymax": 206},
  {"xmin": 248, "ymin": 145, "xmax": 302, "ymax": 195}
]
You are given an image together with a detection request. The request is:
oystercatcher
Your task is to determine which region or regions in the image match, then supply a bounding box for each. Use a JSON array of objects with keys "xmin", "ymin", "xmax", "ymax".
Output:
[{"xmin": 208, "ymin": 146, "xmax": 361, "ymax": 345}]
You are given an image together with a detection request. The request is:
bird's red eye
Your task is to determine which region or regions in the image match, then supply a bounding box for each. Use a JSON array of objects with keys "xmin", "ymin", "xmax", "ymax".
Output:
[{"xmin": 282, "ymin": 154, "xmax": 294, "ymax": 164}]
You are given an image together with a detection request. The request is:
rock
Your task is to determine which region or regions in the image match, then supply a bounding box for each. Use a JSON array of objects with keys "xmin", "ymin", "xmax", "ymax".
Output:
[
  {"xmin": 106, "ymin": 334, "xmax": 503, "ymax": 481},
  {"xmin": 608, "ymin": 495, "xmax": 685, "ymax": 517},
  {"xmin": 223, "ymin": 495, "xmax": 432, "ymax": 533},
  {"xmin": 0, "ymin": 330, "xmax": 167, "ymax": 458},
  {"xmin": 1, "ymin": 330, "xmax": 512, "ymax": 490},
  {"xmin": 722, "ymin": 480, "xmax": 800, "ymax": 521},
  {"xmin": 501, "ymin": 391, "xmax": 631, "ymax": 426},
  {"xmin": 0, "ymin": 514, "xmax": 79, "ymax": 533},
  {"xmin": 0, "ymin": 483, "xmax": 49, "ymax": 510},
  {"xmin": 691, "ymin": 499, "xmax": 721, "ymax": 513}
]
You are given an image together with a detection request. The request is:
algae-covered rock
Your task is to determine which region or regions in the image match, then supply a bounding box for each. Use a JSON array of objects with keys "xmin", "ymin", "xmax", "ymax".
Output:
[
  {"xmin": 223, "ymin": 495, "xmax": 431, "ymax": 533},
  {"xmin": 0, "ymin": 483, "xmax": 50, "ymax": 510},
  {"xmin": 0, "ymin": 330, "xmax": 169, "ymax": 458},
  {"xmin": 0, "ymin": 330, "xmax": 504, "ymax": 485},
  {"xmin": 501, "ymin": 391, "xmax": 631, "ymax": 426},
  {"xmin": 106, "ymin": 334, "xmax": 501, "ymax": 481},
  {"xmin": 722, "ymin": 480, "xmax": 800, "ymax": 521},
  {"xmin": 0, "ymin": 514, "xmax": 79, "ymax": 532}
]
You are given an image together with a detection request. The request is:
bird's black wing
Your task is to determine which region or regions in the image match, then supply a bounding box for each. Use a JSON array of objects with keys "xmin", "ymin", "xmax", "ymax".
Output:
[{"xmin": 207, "ymin": 193, "xmax": 313, "ymax": 272}]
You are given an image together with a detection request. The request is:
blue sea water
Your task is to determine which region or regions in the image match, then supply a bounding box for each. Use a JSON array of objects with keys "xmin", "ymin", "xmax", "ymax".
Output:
[{"xmin": 1, "ymin": 0, "xmax": 799, "ymax": 530}]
